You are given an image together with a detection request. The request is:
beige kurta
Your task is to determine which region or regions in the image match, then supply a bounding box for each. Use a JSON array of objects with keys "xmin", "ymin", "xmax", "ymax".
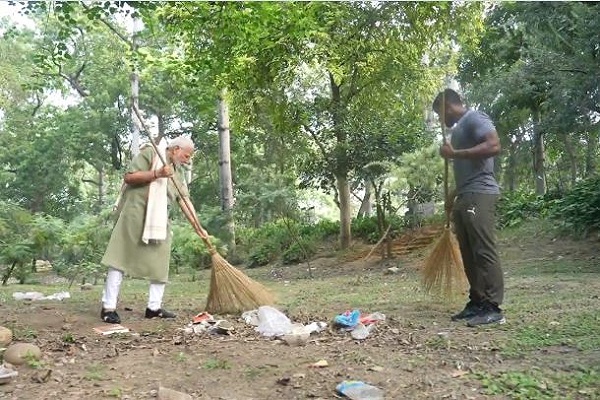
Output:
[{"xmin": 101, "ymin": 146, "xmax": 189, "ymax": 283}]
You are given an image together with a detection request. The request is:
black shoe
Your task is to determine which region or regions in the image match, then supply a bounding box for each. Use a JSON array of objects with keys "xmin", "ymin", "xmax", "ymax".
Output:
[
  {"xmin": 144, "ymin": 308, "xmax": 176, "ymax": 319},
  {"xmin": 451, "ymin": 301, "xmax": 482, "ymax": 321},
  {"xmin": 101, "ymin": 308, "xmax": 121, "ymax": 324},
  {"xmin": 466, "ymin": 303, "xmax": 506, "ymax": 327}
]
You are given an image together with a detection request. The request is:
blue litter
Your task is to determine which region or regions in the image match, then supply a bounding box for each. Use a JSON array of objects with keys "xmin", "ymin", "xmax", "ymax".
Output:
[
  {"xmin": 334, "ymin": 309, "xmax": 361, "ymax": 328},
  {"xmin": 336, "ymin": 380, "xmax": 384, "ymax": 400}
]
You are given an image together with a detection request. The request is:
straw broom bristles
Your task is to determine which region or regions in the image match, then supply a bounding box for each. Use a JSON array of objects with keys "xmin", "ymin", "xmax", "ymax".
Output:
[
  {"xmin": 422, "ymin": 227, "xmax": 467, "ymax": 297},
  {"xmin": 205, "ymin": 251, "xmax": 276, "ymax": 314}
]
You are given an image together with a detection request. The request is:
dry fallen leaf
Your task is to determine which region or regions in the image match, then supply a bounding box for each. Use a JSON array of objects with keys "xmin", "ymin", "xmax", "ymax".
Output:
[
  {"xmin": 451, "ymin": 370, "xmax": 470, "ymax": 378},
  {"xmin": 310, "ymin": 359, "xmax": 329, "ymax": 368}
]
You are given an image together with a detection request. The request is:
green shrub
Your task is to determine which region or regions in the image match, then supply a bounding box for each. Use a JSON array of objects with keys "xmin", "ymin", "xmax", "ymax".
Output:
[
  {"xmin": 241, "ymin": 218, "xmax": 335, "ymax": 267},
  {"xmin": 171, "ymin": 222, "xmax": 225, "ymax": 273},
  {"xmin": 351, "ymin": 215, "xmax": 408, "ymax": 243},
  {"xmin": 496, "ymin": 190, "xmax": 557, "ymax": 229},
  {"xmin": 352, "ymin": 216, "xmax": 380, "ymax": 242},
  {"xmin": 551, "ymin": 176, "xmax": 600, "ymax": 236},
  {"xmin": 282, "ymin": 239, "xmax": 317, "ymax": 265},
  {"xmin": 299, "ymin": 219, "xmax": 339, "ymax": 238},
  {"xmin": 56, "ymin": 213, "xmax": 112, "ymax": 284}
]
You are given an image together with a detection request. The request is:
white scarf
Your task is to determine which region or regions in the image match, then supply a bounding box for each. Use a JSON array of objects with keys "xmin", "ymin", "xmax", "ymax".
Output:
[{"xmin": 141, "ymin": 140, "xmax": 169, "ymax": 244}]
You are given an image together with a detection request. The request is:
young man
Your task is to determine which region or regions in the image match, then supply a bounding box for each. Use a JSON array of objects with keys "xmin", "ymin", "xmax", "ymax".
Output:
[
  {"xmin": 432, "ymin": 89, "xmax": 505, "ymax": 327},
  {"xmin": 100, "ymin": 136, "xmax": 197, "ymax": 324}
]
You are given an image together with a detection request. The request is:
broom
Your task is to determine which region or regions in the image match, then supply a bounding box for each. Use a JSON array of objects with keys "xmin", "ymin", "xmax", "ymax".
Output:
[
  {"xmin": 132, "ymin": 106, "xmax": 275, "ymax": 314},
  {"xmin": 422, "ymin": 92, "xmax": 467, "ymax": 297}
]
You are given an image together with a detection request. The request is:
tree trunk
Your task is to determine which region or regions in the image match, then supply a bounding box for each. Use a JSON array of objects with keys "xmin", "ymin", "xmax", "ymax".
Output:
[
  {"xmin": 585, "ymin": 129, "xmax": 598, "ymax": 177},
  {"xmin": 357, "ymin": 180, "xmax": 372, "ymax": 218},
  {"xmin": 130, "ymin": 18, "xmax": 141, "ymax": 157},
  {"xmin": 506, "ymin": 139, "xmax": 517, "ymax": 191},
  {"xmin": 329, "ymin": 72, "xmax": 351, "ymax": 249},
  {"xmin": 98, "ymin": 165, "xmax": 106, "ymax": 211},
  {"xmin": 217, "ymin": 88, "xmax": 236, "ymax": 254},
  {"xmin": 2, "ymin": 262, "xmax": 16, "ymax": 286},
  {"xmin": 336, "ymin": 173, "xmax": 352, "ymax": 249},
  {"xmin": 532, "ymin": 110, "xmax": 546, "ymax": 195},
  {"xmin": 562, "ymin": 134, "xmax": 578, "ymax": 187}
]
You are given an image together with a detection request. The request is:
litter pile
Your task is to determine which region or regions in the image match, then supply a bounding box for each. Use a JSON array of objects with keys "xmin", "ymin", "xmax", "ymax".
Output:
[
  {"xmin": 242, "ymin": 306, "xmax": 327, "ymax": 346},
  {"xmin": 333, "ymin": 309, "xmax": 386, "ymax": 340},
  {"xmin": 181, "ymin": 312, "xmax": 235, "ymax": 336},
  {"xmin": 12, "ymin": 291, "xmax": 70, "ymax": 301}
]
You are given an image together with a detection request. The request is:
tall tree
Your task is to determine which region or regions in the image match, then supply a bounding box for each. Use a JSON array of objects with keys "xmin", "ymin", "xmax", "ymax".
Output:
[{"xmin": 158, "ymin": 1, "xmax": 484, "ymax": 248}]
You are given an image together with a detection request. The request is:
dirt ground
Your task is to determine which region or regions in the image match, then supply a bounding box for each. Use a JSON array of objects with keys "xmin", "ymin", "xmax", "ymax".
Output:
[{"xmin": 0, "ymin": 225, "xmax": 599, "ymax": 400}]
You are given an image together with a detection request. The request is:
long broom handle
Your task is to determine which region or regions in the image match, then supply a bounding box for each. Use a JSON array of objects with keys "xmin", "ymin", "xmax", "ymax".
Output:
[
  {"xmin": 131, "ymin": 105, "xmax": 217, "ymax": 253},
  {"xmin": 441, "ymin": 91, "xmax": 451, "ymax": 229}
]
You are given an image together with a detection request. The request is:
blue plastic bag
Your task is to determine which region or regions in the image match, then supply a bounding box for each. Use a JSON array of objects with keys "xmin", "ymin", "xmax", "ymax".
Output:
[
  {"xmin": 334, "ymin": 309, "xmax": 361, "ymax": 328},
  {"xmin": 336, "ymin": 380, "xmax": 384, "ymax": 400}
]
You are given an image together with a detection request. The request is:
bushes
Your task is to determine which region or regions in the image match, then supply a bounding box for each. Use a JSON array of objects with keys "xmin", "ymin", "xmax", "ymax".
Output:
[
  {"xmin": 352, "ymin": 215, "xmax": 408, "ymax": 243},
  {"xmin": 496, "ymin": 190, "xmax": 557, "ymax": 229},
  {"xmin": 170, "ymin": 222, "xmax": 226, "ymax": 275},
  {"xmin": 550, "ymin": 176, "xmax": 600, "ymax": 236},
  {"xmin": 239, "ymin": 215, "xmax": 411, "ymax": 267},
  {"xmin": 495, "ymin": 176, "xmax": 600, "ymax": 237},
  {"xmin": 240, "ymin": 218, "xmax": 339, "ymax": 268}
]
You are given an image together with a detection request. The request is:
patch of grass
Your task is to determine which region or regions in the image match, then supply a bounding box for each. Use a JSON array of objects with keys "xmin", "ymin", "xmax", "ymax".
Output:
[
  {"xmin": 24, "ymin": 351, "xmax": 45, "ymax": 369},
  {"xmin": 501, "ymin": 311, "xmax": 600, "ymax": 356},
  {"xmin": 84, "ymin": 363, "xmax": 105, "ymax": 381},
  {"xmin": 107, "ymin": 387, "xmax": 122, "ymax": 398},
  {"xmin": 244, "ymin": 366, "xmax": 266, "ymax": 379},
  {"xmin": 62, "ymin": 332, "xmax": 75, "ymax": 344},
  {"xmin": 174, "ymin": 352, "xmax": 187, "ymax": 363},
  {"xmin": 510, "ymin": 259, "xmax": 600, "ymax": 276},
  {"xmin": 340, "ymin": 350, "xmax": 372, "ymax": 364},
  {"xmin": 12, "ymin": 326, "xmax": 38, "ymax": 340},
  {"xmin": 474, "ymin": 367, "xmax": 598, "ymax": 399},
  {"xmin": 424, "ymin": 335, "xmax": 451, "ymax": 350},
  {"xmin": 203, "ymin": 358, "xmax": 231, "ymax": 370}
]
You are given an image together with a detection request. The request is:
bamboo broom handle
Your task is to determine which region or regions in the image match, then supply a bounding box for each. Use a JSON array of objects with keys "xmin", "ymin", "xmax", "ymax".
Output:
[
  {"xmin": 131, "ymin": 105, "xmax": 217, "ymax": 253},
  {"xmin": 441, "ymin": 91, "xmax": 451, "ymax": 229}
]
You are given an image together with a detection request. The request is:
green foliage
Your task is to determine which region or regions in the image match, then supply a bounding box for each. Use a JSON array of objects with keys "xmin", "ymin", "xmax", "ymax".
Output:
[
  {"xmin": 282, "ymin": 239, "xmax": 317, "ymax": 265},
  {"xmin": 551, "ymin": 176, "xmax": 600, "ymax": 236},
  {"xmin": 240, "ymin": 214, "xmax": 412, "ymax": 266},
  {"xmin": 475, "ymin": 368, "xmax": 598, "ymax": 400},
  {"xmin": 299, "ymin": 219, "xmax": 339, "ymax": 238},
  {"xmin": 459, "ymin": 2, "xmax": 600, "ymax": 194},
  {"xmin": 351, "ymin": 217, "xmax": 380, "ymax": 243},
  {"xmin": 392, "ymin": 144, "xmax": 445, "ymax": 204},
  {"xmin": 170, "ymin": 222, "xmax": 226, "ymax": 274},
  {"xmin": 241, "ymin": 220, "xmax": 298, "ymax": 268},
  {"xmin": 240, "ymin": 218, "xmax": 339, "ymax": 267},
  {"xmin": 203, "ymin": 358, "xmax": 231, "ymax": 370},
  {"xmin": 508, "ymin": 312, "xmax": 600, "ymax": 352},
  {"xmin": 55, "ymin": 213, "xmax": 112, "ymax": 284},
  {"xmin": 496, "ymin": 190, "xmax": 557, "ymax": 229},
  {"xmin": 0, "ymin": 200, "xmax": 35, "ymax": 284},
  {"xmin": 352, "ymin": 215, "xmax": 407, "ymax": 244}
]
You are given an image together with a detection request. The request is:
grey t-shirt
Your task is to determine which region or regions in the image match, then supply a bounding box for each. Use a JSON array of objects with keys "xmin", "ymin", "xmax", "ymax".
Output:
[{"xmin": 450, "ymin": 110, "xmax": 500, "ymax": 195}]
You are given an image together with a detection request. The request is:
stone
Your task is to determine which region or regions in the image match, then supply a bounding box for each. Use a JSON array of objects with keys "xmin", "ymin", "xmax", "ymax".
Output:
[
  {"xmin": 0, "ymin": 326, "xmax": 12, "ymax": 346},
  {"xmin": 157, "ymin": 387, "xmax": 192, "ymax": 400},
  {"xmin": 3, "ymin": 343, "xmax": 42, "ymax": 366}
]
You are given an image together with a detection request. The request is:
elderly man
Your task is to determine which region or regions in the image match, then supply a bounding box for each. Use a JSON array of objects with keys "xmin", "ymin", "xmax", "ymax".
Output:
[{"xmin": 100, "ymin": 136, "xmax": 197, "ymax": 324}]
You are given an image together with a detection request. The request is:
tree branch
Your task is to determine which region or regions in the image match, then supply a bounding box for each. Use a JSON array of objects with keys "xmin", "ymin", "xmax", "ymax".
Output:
[
  {"xmin": 82, "ymin": 178, "xmax": 99, "ymax": 186},
  {"xmin": 80, "ymin": 2, "xmax": 132, "ymax": 47},
  {"xmin": 31, "ymin": 93, "xmax": 43, "ymax": 117},
  {"xmin": 303, "ymin": 123, "xmax": 334, "ymax": 171}
]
